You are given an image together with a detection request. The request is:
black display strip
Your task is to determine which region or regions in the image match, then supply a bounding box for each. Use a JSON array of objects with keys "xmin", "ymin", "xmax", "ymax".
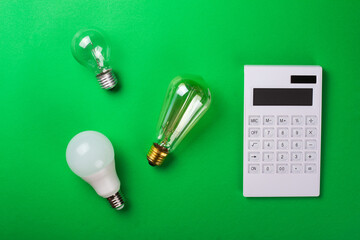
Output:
[
  {"xmin": 253, "ymin": 88, "xmax": 313, "ymax": 106},
  {"xmin": 291, "ymin": 75, "xmax": 316, "ymax": 84}
]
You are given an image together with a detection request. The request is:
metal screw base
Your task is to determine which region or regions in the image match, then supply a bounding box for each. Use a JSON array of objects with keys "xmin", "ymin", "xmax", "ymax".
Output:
[
  {"xmin": 147, "ymin": 143, "xmax": 169, "ymax": 166},
  {"xmin": 96, "ymin": 69, "xmax": 117, "ymax": 90},
  {"xmin": 107, "ymin": 192, "xmax": 125, "ymax": 210}
]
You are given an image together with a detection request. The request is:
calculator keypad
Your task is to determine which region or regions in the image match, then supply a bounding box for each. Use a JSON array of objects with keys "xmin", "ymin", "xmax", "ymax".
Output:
[{"xmin": 247, "ymin": 115, "xmax": 318, "ymax": 174}]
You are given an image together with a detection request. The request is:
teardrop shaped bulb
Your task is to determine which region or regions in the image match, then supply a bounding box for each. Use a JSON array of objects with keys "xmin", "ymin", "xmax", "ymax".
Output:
[{"xmin": 147, "ymin": 75, "xmax": 211, "ymax": 166}]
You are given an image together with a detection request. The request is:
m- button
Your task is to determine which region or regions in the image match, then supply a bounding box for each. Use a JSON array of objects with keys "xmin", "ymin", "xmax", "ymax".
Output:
[{"xmin": 263, "ymin": 116, "xmax": 275, "ymax": 125}]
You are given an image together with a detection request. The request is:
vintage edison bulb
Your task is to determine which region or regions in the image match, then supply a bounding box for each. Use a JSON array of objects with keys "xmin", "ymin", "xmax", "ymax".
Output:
[{"xmin": 147, "ymin": 75, "xmax": 211, "ymax": 166}]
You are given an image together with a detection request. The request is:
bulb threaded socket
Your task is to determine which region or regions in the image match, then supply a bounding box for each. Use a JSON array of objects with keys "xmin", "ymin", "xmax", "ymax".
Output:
[
  {"xmin": 107, "ymin": 192, "xmax": 125, "ymax": 210},
  {"xmin": 147, "ymin": 143, "xmax": 169, "ymax": 166},
  {"xmin": 96, "ymin": 69, "xmax": 117, "ymax": 90}
]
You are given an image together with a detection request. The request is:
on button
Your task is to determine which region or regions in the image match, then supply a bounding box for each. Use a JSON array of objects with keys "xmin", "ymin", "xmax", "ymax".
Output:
[{"xmin": 249, "ymin": 164, "xmax": 260, "ymax": 174}]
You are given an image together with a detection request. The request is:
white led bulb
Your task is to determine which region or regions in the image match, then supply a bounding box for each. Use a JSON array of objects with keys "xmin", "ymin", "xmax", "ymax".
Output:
[{"xmin": 66, "ymin": 131, "xmax": 125, "ymax": 210}]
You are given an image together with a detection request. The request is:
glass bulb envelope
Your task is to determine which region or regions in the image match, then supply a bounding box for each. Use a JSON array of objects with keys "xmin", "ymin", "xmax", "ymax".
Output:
[{"xmin": 147, "ymin": 75, "xmax": 211, "ymax": 166}]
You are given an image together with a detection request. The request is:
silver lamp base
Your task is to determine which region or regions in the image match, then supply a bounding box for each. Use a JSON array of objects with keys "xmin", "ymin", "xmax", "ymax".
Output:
[
  {"xmin": 107, "ymin": 192, "xmax": 125, "ymax": 210},
  {"xmin": 96, "ymin": 69, "xmax": 117, "ymax": 90}
]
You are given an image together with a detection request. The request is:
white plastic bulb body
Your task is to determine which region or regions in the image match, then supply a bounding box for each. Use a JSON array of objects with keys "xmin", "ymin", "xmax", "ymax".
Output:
[{"xmin": 66, "ymin": 131, "xmax": 125, "ymax": 210}]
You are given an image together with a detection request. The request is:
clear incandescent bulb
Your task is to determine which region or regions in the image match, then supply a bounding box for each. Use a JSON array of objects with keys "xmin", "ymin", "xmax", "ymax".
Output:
[
  {"xmin": 71, "ymin": 28, "xmax": 117, "ymax": 90},
  {"xmin": 147, "ymin": 75, "xmax": 211, "ymax": 166},
  {"xmin": 66, "ymin": 131, "xmax": 125, "ymax": 210}
]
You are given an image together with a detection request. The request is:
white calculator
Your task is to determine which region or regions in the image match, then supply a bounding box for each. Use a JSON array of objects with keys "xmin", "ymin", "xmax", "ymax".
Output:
[{"xmin": 243, "ymin": 65, "xmax": 322, "ymax": 197}]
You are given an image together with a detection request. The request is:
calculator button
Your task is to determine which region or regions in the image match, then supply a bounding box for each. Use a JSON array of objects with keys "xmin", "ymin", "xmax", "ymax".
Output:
[
  {"xmin": 249, "ymin": 164, "xmax": 260, "ymax": 174},
  {"xmin": 263, "ymin": 152, "xmax": 275, "ymax": 162},
  {"xmin": 249, "ymin": 116, "xmax": 260, "ymax": 125},
  {"xmin": 248, "ymin": 152, "xmax": 260, "ymax": 162},
  {"xmin": 291, "ymin": 140, "xmax": 303, "ymax": 149},
  {"xmin": 263, "ymin": 164, "xmax": 275, "ymax": 174},
  {"xmin": 249, "ymin": 140, "xmax": 260, "ymax": 150},
  {"xmin": 277, "ymin": 140, "xmax": 289, "ymax": 150},
  {"xmin": 277, "ymin": 128, "xmax": 289, "ymax": 138},
  {"xmin": 292, "ymin": 116, "xmax": 303, "ymax": 125},
  {"xmin": 306, "ymin": 116, "xmax": 317, "ymax": 125},
  {"xmin": 305, "ymin": 140, "xmax": 317, "ymax": 149},
  {"xmin": 305, "ymin": 164, "xmax": 316, "ymax": 173},
  {"xmin": 291, "ymin": 152, "xmax": 303, "ymax": 161},
  {"xmin": 263, "ymin": 140, "xmax": 275, "ymax": 150},
  {"xmin": 277, "ymin": 152, "xmax": 289, "ymax": 161},
  {"xmin": 291, "ymin": 128, "xmax": 303, "ymax": 138},
  {"xmin": 291, "ymin": 164, "xmax": 303, "ymax": 174},
  {"xmin": 305, "ymin": 128, "xmax": 317, "ymax": 137},
  {"xmin": 263, "ymin": 128, "xmax": 275, "ymax": 138},
  {"xmin": 277, "ymin": 116, "xmax": 289, "ymax": 125},
  {"xmin": 305, "ymin": 152, "xmax": 316, "ymax": 161},
  {"xmin": 249, "ymin": 128, "xmax": 260, "ymax": 138},
  {"xmin": 276, "ymin": 164, "xmax": 289, "ymax": 174},
  {"xmin": 263, "ymin": 116, "xmax": 275, "ymax": 125}
]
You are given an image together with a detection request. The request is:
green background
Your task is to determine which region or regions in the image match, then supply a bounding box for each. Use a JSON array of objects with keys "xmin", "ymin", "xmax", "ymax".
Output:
[{"xmin": 1, "ymin": 0, "xmax": 359, "ymax": 239}]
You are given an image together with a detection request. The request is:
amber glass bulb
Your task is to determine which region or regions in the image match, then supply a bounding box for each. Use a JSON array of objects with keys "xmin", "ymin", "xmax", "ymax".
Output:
[{"xmin": 147, "ymin": 75, "xmax": 211, "ymax": 166}]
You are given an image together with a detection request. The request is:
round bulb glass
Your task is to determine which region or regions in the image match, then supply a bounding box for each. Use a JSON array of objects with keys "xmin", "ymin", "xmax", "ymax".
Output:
[
  {"xmin": 66, "ymin": 131, "xmax": 114, "ymax": 177},
  {"xmin": 71, "ymin": 28, "xmax": 117, "ymax": 89}
]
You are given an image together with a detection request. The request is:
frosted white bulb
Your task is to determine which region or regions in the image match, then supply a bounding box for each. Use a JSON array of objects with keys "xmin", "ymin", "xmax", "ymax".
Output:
[{"xmin": 66, "ymin": 131, "xmax": 125, "ymax": 210}]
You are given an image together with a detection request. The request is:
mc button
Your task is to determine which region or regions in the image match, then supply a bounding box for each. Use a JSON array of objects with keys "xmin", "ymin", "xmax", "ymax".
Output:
[{"xmin": 249, "ymin": 116, "xmax": 260, "ymax": 125}]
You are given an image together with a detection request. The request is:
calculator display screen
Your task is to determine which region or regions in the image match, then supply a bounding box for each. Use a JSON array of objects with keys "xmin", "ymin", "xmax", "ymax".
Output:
[{"xmin": 253, "ymin": 88, "xmax": 313, "ymax": 106}]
